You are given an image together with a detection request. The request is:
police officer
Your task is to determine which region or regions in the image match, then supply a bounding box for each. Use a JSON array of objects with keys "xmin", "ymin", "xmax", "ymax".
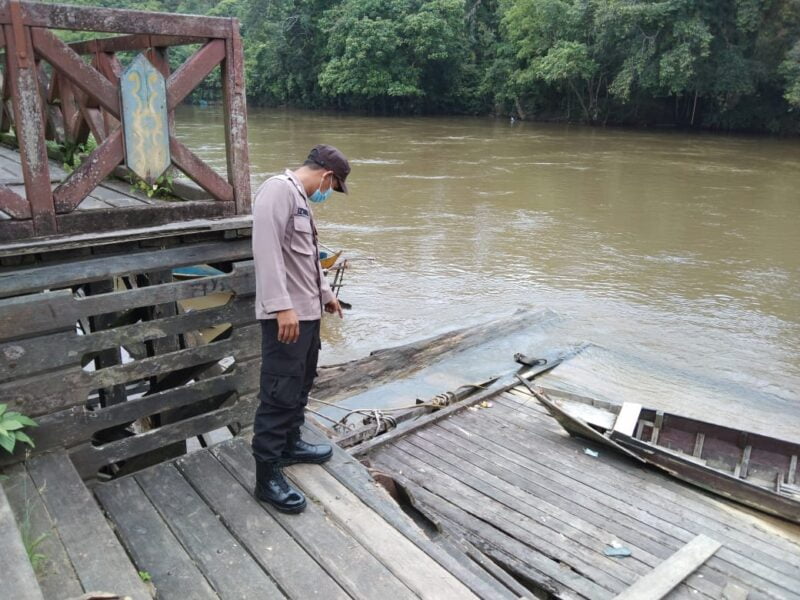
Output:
[{"xmin": 251, "ymin": 145, "xmax": 350, "ymax": 513}]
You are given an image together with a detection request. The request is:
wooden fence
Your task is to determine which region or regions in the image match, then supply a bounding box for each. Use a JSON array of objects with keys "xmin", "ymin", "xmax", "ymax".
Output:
[{"xmin": 0, "ymin": 0, "xmax": 250, "ymax": 240}]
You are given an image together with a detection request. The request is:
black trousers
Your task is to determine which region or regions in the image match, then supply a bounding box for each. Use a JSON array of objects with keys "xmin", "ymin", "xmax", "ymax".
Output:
[{"xmin": 252, "ymin": 319, "xmax": 321, "ymax": 463}]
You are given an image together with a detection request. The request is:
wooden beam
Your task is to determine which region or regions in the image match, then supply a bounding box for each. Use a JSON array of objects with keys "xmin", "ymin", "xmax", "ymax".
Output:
[
  {"xmin": 613, "ymin": 534, "xmax": 721, "ymax": 600},
  {"xmin": 166, "ymin": 39, "xmax": 225, "ymax": 109},
  {"xmin": 692, "ymin": 432, "xmax": 705, "ymax": 458},
  {"xmin": 221, "ymin": 21, "xmax": 250, "ymax": 214},
  {"xmin": 0, "ymin": 183, "xmax": 30, "ymax": 218},
  {"xmin": 169, "ymin": 136, "xmax": 234, "ymax": 203},
  {"xmin": 69, "ymin": 34, "xmax": 205, "ymax": 55},
  {"xmin": 30, "ymin": 27, "xmax": 119, "ymax": 118},
  {"xmin": 3, "ymin": 23, "xmax": 55, "ymax": 235},
  {"xmin": 612, "ymin": 402, "xmax": 641, "ymax": 436},
  {"xmin": 16, "ymin": 3, "xmax": 234, "ymax": 38},
  {"xmin": 53, "ymin": 128, "xmax": 124, "ymax": 213}
]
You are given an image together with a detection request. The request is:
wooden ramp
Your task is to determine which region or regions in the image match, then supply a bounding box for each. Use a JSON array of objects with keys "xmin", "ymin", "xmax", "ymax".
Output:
[
  {"xmin": 363, "ymin": 382, "xmax": 800, "ymax": 600},
  {"xmin": 2, "ymin": 437, "xmax": 529, "ymax": 599}
]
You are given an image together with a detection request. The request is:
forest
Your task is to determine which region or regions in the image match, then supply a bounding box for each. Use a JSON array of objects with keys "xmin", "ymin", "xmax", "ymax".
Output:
[{"xmin": 54, "ymin": 0, "xmax": 800, "ymax": 133}]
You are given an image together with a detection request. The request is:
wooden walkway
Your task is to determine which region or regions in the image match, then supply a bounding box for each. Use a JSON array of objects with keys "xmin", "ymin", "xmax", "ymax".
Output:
[
  {"xmin": 1, "ymin": 435, "xmax": 529, "ymax": 599},
  {"xmin": 364, "ymin": 382, "xmax": 800, "ymax": 600}
]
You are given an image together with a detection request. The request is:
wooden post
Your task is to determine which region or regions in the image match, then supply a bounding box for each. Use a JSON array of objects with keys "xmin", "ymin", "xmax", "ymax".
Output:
[
  {"xmin": 221, "ymin": 20, "xmax": 250, "ymax": 215},
  {"xmin": 3, "ymin": 13, "xmax": 56, "ymax": 235}
]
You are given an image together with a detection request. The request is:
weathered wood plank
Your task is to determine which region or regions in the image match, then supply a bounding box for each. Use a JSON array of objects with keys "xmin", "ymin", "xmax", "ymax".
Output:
[
  {"xmin": 94, "ymin": 476, "xmax": 218, "ymax": 600},
  {"xmin": 0, "ymin": 238, "xmax": 251, "ymax": 298},
  {"xmin": 0, "ymin": 480, "xmax": 45, "ymax": 600},
  {"xmin": 405, "ymin": 426, "xmax": 726, "ymax": 598},
  {"xmin": 53, "ymin": 128, "xmax": 124, "ymax": 213},
  {"xmin": 25, "ymin": 451, "xmax": 151, "ymax": 599},
  {"xmin": 373, "ymin": 450, "xmax": 610, "ymax": 599},
  {"xmin": 55, "ymin": 200, "xmax": 232, "ymax": 235},
  {"xmin": 0, "ymin": 182, "xmax": 31, "ymax": 218},
  {"xmin": 459, "ymin": 398, "xmax": 800, "ymax": 593},
  {"xmin": 176, "ymin": 450, "xmax": 350, "ymax": 600},
  {"xmin": 300, "ymin": 425, "xmax": 521, "ymax": 600},
  {"xmin": 169, "ymin": 136, "xmax": 234, "ymax": 202},
  {"xmin": 288, "ymin": 461, "xmax": 479, "ymax": 599},
  {"xmin": 4, "ymin": 23, "xmax": 56, "ymax": 235},
  {"xmin": 19, "ymin": 3, "xmax": 234, "ymax": 38},
  {"xmin": 212, "ymin": 439, "xmax": 419, "ymax": 600},
  {"xmin": 69, "ymin": 35, "xmax": 207, "ymax": 55},
  {"xmin": 166, "ymin": 39, "xmax": 226, "ymax": 109},
  {"xmin": 613, "ymin": 535, "xmax": 721, "ymax": 600},
  {"xmin": 71, "ymin": 393, "xmax": 258, "ymax": 478},
  {"xmin": 135, "ymin": 462, "xmax": 285, "ymax": 598},
  {"xmin": 2, "ymin": 464, "xmax": 83, "ymax": 599},
  {"xmin": 0, "ymin": 323, "xmax": 259, "ymax": 418},
  {"xmin": 0, "ymin": 291, "xmax": 254, "ymax": 381},
  {"xmin": 0, "ymin": 260, "xmax": 254, "ymax": 340}
]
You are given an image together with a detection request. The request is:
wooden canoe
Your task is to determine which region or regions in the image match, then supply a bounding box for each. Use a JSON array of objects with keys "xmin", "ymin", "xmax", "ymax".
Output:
[{"xmin": 517, "ymin": 379, "xmax": 800, "ymax": 524}]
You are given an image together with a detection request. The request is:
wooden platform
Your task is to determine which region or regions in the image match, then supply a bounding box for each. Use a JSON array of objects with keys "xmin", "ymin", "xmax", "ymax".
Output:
[
  {"xmin": 1, "ymin": 435, "xmax": 533, "ymax": 599},
  {"xmin": 363, "ymin": 383, "xmax": 800, "ymax": 599}
]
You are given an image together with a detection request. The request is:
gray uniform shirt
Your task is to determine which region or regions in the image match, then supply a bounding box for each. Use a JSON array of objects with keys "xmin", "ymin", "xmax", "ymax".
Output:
[{"xmin": 252, "ymin": 170, "xmax": 335, "ymax": 320}]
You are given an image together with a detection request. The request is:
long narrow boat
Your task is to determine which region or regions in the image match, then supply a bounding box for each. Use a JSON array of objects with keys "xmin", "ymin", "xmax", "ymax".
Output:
[{"xmin": 516, "ymin": 377, "xmax": 800, "ymax": 524}]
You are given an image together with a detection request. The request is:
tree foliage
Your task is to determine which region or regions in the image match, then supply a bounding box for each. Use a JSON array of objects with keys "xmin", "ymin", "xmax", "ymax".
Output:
[{"xmin": 42, "ymin": 0, "xmax": 800, "ymax": 132}]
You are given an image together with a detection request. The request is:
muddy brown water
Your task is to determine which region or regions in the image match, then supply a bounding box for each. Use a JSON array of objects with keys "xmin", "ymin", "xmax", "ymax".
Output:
[{"xmin": 176, "ymin": 106, "xmax": 800, "ymax": 430}]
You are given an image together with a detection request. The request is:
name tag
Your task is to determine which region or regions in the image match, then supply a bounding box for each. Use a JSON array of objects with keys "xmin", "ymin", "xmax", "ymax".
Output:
[{"xmin": 296, "ymin": 207, "xmax": 309, "ymax": 217}]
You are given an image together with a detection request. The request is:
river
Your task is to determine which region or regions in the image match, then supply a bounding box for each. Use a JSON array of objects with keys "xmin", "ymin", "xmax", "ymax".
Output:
[{"xmin": 175, "ymin": 106, "xmax": 800, "ymax": 428}]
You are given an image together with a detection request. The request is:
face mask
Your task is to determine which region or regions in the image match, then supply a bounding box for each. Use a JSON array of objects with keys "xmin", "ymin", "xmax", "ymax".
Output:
[{"xmin": 309, "ymin": 174, "xmax": 334, "ymax": 203}]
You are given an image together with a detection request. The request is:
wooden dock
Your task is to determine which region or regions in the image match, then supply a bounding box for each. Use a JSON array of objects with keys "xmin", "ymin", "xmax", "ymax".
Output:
[{"xmin": 358, "ymin": 381, "xmax": 800, "ymax": 599}]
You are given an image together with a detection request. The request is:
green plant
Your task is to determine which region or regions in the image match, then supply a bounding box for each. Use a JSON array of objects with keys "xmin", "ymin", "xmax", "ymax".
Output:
[
  {"xmin": 60, "ymin": 136, "xmax": 98, "ymax": 174},
  {"xmin": 0, "ymin": 404, "xmax": 38, "ymax": 454},
  {"xmin": 128, "ymin": 172, "xmax": 175, "ymax": 199},
  {"xmin": 139, "ymin": 570, "xmax": 152, "ymax": 582}
]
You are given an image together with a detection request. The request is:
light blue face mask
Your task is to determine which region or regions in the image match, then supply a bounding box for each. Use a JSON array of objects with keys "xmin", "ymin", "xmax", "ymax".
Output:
[{"xmin": 309, "ymin": 174, "xmax": 334, "ymax": 203}]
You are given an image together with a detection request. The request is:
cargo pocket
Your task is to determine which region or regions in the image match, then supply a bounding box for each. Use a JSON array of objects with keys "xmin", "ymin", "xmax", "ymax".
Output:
[{"xmin": 290, "ymin": 216, "xmax": 315, "ymax": 256}]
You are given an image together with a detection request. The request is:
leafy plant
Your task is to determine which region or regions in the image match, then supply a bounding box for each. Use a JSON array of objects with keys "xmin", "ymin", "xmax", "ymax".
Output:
[
  {"xmin": 0, "ymin": 404, "xmax": 38, "ymax": 454},
  {"xmin": 60, "ymin": 136, "xmax": 98, "ymax": 174},
  {"xmin": 128, "ymin": 172, "xmax": 175, "ymax": 199},
  {"xmin": 139, "ymin": 570, "xmax": 152, "ymax": 582}
]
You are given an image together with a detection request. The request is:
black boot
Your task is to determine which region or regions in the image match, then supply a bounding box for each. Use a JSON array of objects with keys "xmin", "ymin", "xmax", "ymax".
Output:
[
  {"xmin": 254, "ymin": 460, "xmax": 306, "ymax": 513},
  {"xmin": 281, "ymin": 438, "xmax": 333, "ymax": 466}
]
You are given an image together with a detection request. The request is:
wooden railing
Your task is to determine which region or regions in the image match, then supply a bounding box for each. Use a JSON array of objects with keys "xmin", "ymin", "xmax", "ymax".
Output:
[{"xmin": 0, "ymin": 0, "xmax": 250, "ymax": 240}]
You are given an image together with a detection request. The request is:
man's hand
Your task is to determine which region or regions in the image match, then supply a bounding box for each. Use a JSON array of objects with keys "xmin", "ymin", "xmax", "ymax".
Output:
[
  {"xmin": 324, "ymin": 298, "xmax": 343, "ymax": 318},
  {"xmin": 276, "ymin": 309, "xmax": 300, "ymax": 343}
]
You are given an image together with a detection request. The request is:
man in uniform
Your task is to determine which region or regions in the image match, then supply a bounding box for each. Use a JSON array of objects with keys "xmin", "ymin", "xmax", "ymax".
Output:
[{"xmin": 251, "ymin": 144, "xmax": 351, "ymax": 513}]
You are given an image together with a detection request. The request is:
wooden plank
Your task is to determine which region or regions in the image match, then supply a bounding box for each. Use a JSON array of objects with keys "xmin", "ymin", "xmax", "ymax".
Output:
[
  {"xmin": 651, "ymin": 410, "xmax": 664, "ymax": 444},
  {"xmin": 20, "ymin": 3, "xmax": 234, "ymax": 38},
  {"xmin": 373, "ymin": 450, "xmax": 611, "ymax": 599},
  {"xmin": 176, "ymin": 450, "xmax": 350, "ymax": 600},
  {"xmin": 169, "ymin": 136, "xmax": 234, "ymax": 202},
  {"xmin": 212, "ymin": 439, "xmax": 420, "ymax": 600},
  {"xmin": 221, "ymin": 22, "xmax": 251, "ymax": 214},
  {"xmin": 0, "ymin": 481, "xmax": 45, "ymax": 600},
  {"xmin": 0, "ymin": 182, "xmax": 31, "ymax": 218},
  {"xmin": 71, "ymin": 392, "xmax": 258, "ymax": 478},
  {"xmin": 23, "ymin": 359, "xmax": 258, "ymax": 457},
  {"xmin": 25, "ymin": 451, "xmax": 151, "ymax": 599},
  {"xmin": 3, "ymin": 24, "xmax": 56, "ymax": 235},
  {"xmin": 56, "ymin": 199, "xmax": 232, "ymax": 235},
  {"xmin": 788, "ymin": 455, "xmax": 797, "ymax": 485},
  {"xmin": 53, "ymin": 128, "xmax": 124, "ymax": 213},
  {"xmin": 0, "ymin": 215, "xmax": 250, "ymax": 257},
  {"xmin": 287, "ymin": 462, "xmax": 479, "ymax": 599},
  {"xmin": 135, "ymin": 462, "xmax": 285, "ymax": 598},
  {"xmin": 300, "ymin": 425, "xmax": 522, "ymax": 600},
  {"xmin": 94, "ymin": 476, "xmax": 218, "ymax": 600},
  {"xmin": 0, "ymin": 292, "xmax": 254, "ymax": 380},
  {"xmin": 0, "ymin": 323, "xmax": 259, "ymax": 419},
  {"xmin": 386, "ymin": 438, "xmax": 639, "ymax": 593},
  {"xmin": 693, "ymin": 433, "xmax": 706, "ymax": 458},
  {"xmin": 613, "ymin": 402, "xmax": 642, "ymax": 436},
  {"xmin": 69, "ymin": 34, "xmax": 205, "ymax": 55},
  {"xmin": 463, "ymin": 398, "xmax": 800, "ymax": 592},
  {"xmin": 0, "ymin": 237, "xmax": 251, "ymax": 298},
  {"xmin": 613, "ymin": 535, "xmax": 721, "ymax": 600},
  {"xmin": 167, "ymin": 39, "xmax": 225, "ymax": 109},
  {"xmin": 2, "ymin": 465, "xmax": 83, "ymax": 599},
  {"xmin": 30, "ymin": 27, "xmax": 119, "ymax": 118}
]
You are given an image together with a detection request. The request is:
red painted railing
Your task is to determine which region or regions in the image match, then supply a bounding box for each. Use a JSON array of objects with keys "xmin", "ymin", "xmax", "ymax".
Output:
[{"xmin": 0, "ymin": 0, "xmax": 250, "ymax": 240}]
